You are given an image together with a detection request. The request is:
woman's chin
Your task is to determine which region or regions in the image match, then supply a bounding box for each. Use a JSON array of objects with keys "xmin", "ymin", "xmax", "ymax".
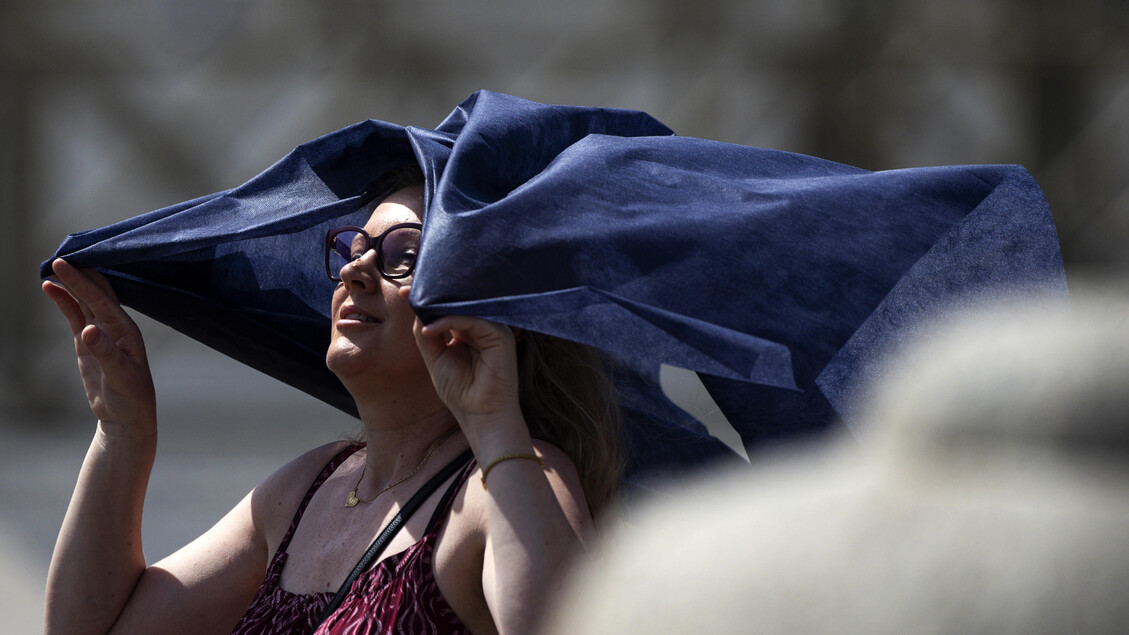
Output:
[
  {"xmin": 325, "ymin": 329, "xmax": 433, "ymax": 393},
  {"xmin": 325, "ymin": 340, "xmax": 367, "ymax": 378}
]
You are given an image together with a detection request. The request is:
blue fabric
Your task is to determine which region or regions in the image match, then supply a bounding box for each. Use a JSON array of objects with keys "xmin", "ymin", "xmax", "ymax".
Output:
[{"xmin": 41, "ymin": 90, "xmax": 1067, "ymax": 486}]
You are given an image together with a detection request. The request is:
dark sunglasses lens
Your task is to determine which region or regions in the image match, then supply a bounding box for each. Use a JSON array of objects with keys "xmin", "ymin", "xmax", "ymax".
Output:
[
  {"xmin": 380, "ymin": 227, "xmax": 421, "ymax": 277},
  {"xmin": 328, "ymin": 229, "xmax": 365, "ymax": 279}
]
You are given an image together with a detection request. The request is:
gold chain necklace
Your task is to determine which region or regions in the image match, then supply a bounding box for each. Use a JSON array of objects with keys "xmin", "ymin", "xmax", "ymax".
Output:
[{"xmin": 345, "ymin": 427, "xmax": 458, "ymax": 508}]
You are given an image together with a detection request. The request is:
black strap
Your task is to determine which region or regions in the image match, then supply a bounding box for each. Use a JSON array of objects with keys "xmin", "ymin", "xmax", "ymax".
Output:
[
  {"xmin": 314, "ymin": 448, "xmax": 474, "ymax": 627},
  {"xmin": 424, "ymin": 456, "xmax": 477, "ymax": 535}
]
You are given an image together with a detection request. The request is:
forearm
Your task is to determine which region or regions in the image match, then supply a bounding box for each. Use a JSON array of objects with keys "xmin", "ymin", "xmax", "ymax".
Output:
[
  {"xmin": 475, "ymin": 428, "xmax": 589, "ymax": 634},
  {"xmin": 45, "ymin": 422, "xmax": 157, "ymax": 635},
  {"xmin": 412, "ymin": 313, "xmax": 594, "ymax": 631}
]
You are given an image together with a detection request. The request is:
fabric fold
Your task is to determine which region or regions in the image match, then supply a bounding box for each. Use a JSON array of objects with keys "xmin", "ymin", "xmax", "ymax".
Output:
[{"xmin": 42, "ymin": 90, "xmax": 1068, "ymax": 486}]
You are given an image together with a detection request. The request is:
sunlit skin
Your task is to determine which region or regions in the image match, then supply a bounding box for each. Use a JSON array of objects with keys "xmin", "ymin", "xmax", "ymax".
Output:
[
  {"xmin": 326, "ymin": 186, "xmax": 441, "ymax": 417},
  {"xmin": 40, "ymin": 184, "xmax": 594, "ymax": 635}
]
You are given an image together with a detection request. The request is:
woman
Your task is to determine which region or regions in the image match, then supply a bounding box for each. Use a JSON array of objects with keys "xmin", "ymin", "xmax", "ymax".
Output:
[{"xmin": 41, "ymin": 178, "xmax": 621, "ymax": 634}]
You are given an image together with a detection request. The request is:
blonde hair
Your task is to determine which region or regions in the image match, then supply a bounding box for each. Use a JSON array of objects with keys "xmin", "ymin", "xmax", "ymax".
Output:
[{"xmin": 517, "ymin": 332, "xmax": 624, "ymax": 516}]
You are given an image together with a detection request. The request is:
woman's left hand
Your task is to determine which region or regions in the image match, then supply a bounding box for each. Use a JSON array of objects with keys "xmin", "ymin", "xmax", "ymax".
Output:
[
  {"xmin": 402, "ymin": 288, "xmax": 525, "ymax": 438},
  {"xmin": 401, "ymin": 291, "xmax": 592, "ymax": 635}
]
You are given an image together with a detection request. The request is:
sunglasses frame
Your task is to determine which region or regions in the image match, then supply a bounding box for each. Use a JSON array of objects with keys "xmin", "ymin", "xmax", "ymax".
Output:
[{"xmin": 324, "ymin": 222, "xmax": 423, "ymax": 282}]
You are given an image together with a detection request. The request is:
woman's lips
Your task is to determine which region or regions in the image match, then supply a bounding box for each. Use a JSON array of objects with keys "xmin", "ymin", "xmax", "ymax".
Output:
[{"xmin": 338, "ymin": 306, "xmax": 381, "ymax": 324}]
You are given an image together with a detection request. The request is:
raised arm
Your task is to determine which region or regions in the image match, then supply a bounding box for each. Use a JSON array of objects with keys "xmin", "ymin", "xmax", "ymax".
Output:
[
  {"xmin": 407, "ymin": 288, "xmax": 594, "ymax": 634},
  {"xmin": 42, "ymin": 259, "xmax": 162, "ymax": 633},
  {"xmin": 40, "ymin": 260, "xmax": 274, "ymax": 634}
]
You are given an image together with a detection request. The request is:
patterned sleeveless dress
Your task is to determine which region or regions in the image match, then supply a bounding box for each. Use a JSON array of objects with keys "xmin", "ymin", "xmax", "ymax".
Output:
[{"xmin": 230, "ymin": 444, "xmax": 476, "ymax": 635}]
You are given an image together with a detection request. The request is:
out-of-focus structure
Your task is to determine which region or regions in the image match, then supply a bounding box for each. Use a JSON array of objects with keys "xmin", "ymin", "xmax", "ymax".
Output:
[
  {"xmin": 544, "ymin": 290, "xmax": 1129, "ymax": 634},
  {"xmin": 1, "ymin": 1, "xmax": 1126, "ymax": 631},
  {"xmin": 4, "ymin": 0, "xmax": 1128, "ymax": 419}
]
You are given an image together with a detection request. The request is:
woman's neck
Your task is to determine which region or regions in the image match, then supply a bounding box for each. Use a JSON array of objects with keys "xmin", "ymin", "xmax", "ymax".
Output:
[{"xmin": 349, "ymin": 382, "xmax": 463, "ymax": 490}]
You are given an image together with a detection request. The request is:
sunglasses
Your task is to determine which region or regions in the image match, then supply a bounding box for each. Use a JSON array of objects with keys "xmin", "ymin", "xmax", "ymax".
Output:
[{"xmin": 324, "ymin": 223, "xmax": 422, "ymax": 282}]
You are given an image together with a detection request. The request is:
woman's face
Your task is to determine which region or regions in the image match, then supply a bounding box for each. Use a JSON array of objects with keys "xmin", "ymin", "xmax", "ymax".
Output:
[{"xmin": 325, "ymin": 185, "xmax": 427, "ymax": 387}]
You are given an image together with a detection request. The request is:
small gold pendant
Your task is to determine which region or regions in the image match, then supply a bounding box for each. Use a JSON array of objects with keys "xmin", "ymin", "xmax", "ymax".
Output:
[{"xmin": 345, "ymin": 490, "xmax": 359, "ymax": 508}]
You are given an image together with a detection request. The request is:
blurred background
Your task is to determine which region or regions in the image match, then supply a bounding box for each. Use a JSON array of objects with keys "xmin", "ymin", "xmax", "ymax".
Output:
[{"xmin": 2, "ymin": 0, "xmax": 1127, "ymax": 630}]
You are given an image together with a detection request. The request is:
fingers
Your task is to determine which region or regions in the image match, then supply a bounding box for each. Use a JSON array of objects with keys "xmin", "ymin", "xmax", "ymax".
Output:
[
  {"xmin": 46, "ymin": 275, "xmax": 139, "ymax": 409},
  {"xmin": 398, "ymin": 286, "xmax": 515, "ymax": 361},
  {"xmin": 42, "ymin": 280, "xmax": 89, "ymax": 337},
  {"xmin": 422, "ymin": 315, "xmax": 510, "ymax": 345},
  {"xmin": 401, "ymin": 286, "xmax": 463, "ymax": 364},
  {"xmin": 80, "ymin": 323, "xmax": 111, "ymax": 357},
  {"xmin": 411, "ymin": 314, "xmax": 447, "ymax": 366},
  {"xmin": 51, "ymin": 259, "xmax": 120, "ymax": 309},
  {"xmin": 80, "ymin": 323, "xmax": 135, "ymax": 374},
  {"xmin": 424, "ymin": 314, "xmax": 514, "ymax": 352},
  {"xmin": 44, "ymin": 274, "xmax": 130, "ymax": 368},
  {"xmin": 412, "ymin": 316, "xmax": 485, "ymax": 376},
  {"xmin": 50, "ymin": 259, "xmax": 131, "ymax": 335}
]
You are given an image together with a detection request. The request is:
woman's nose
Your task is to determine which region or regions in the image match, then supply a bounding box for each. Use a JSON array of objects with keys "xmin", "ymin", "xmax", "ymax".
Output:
[{"xmin": 339, "ymin": 249, "xmax": 380, "ymax": 290}]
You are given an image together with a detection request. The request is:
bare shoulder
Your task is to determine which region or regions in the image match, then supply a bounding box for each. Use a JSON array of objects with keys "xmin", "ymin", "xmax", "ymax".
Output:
[{"xmin": 252, "ymin": 440, "xmax": 356, "ymax": 550}]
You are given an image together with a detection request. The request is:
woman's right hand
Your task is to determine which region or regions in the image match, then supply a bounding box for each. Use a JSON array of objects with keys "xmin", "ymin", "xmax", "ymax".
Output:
[{"xmin": 42, "ymin": 259, "xmax": 157, "ymax": 435}]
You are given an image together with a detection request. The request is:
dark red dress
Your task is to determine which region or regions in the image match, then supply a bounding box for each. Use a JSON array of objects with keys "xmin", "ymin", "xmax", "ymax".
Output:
[{"xmin": 230, "ymin": 444, "xmax": 475, "ymax": 635}]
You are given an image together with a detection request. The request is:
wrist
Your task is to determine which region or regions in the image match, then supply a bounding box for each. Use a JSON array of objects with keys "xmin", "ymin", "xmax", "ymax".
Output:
[
  {"xmin": 96, "ymin": 418, "xmax": 158, "ymax": 447},
  {"xmin": 480, "ymin": 452, "xmax": 545, "ymax": 489},
  {"xmin": 460, "ymin": 411, "xmax": 534, "ymax": 461}
]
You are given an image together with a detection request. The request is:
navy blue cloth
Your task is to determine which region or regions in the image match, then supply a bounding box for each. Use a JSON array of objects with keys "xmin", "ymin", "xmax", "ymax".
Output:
[{"xmin": 41, "ymin": 90, "xmax": 1067, "ymax": 487}]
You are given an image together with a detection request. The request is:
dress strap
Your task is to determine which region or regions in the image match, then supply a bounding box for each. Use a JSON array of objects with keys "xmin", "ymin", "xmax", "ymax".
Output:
[
  {"xmin": 315, "ymin": 447, "xmax": 475, "ymax": 627},
  {"xmin": 424, "ymin": 457, "xmax": 478, "ymax": 535},
  {"xmin": 277, "ymin": 443, "xmax": 364, "ymax": 555}
]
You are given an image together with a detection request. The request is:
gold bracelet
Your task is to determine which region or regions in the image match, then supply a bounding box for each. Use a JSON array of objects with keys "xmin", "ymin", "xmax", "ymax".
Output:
[{"xmin": 480, "ymin": 453, "xmax": 544, "ymax": 488}]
